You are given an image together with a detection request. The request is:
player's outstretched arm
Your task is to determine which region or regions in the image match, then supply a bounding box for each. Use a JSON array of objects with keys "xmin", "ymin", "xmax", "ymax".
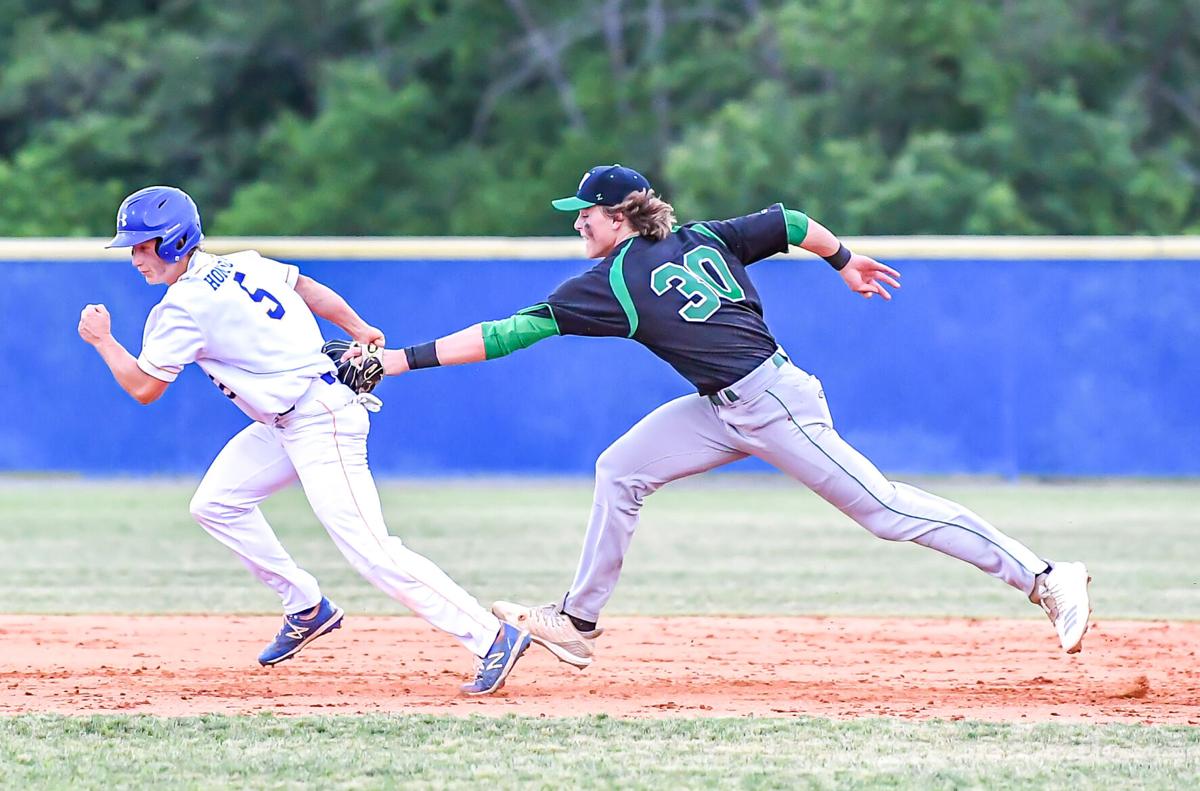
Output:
[
  {"xmin": 77, "ymin": 304, "xmax": 169, "ymax": 404},
  {"xmin": 294, "ymin": 275, "xmax": 385, "ymax": 345},
  {"xmin": 379, "ymin": 324, "xmax": 486, "ymax": 375},
  {"xmin": 790, "ymin": 214, "xmax": 902, "ymax": 300},
  {"xmin": 377, "ymin": 306, "xmax": 561, "ymax": 376}
]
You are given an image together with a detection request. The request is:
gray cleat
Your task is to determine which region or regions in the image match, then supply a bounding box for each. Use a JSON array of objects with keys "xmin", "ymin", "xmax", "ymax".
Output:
[{"xmin": 491, "ymin": 601, "xmax": 603, "ymax": 668}]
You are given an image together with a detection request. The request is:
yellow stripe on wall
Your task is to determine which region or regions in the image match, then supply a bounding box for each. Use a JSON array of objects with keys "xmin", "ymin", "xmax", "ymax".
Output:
[{"xmin": 2, "ymin": 236, "xmax": 1199, "ymax": 261}]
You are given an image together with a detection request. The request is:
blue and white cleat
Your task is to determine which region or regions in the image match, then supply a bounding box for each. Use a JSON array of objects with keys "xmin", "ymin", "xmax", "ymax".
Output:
[
  {"xmin": 461, "ymin": 622, "xmax": 532, "ymax": 696},
  {"xmin": 258, "ymin": 597, "xmax": 345, "ymax": 666}
]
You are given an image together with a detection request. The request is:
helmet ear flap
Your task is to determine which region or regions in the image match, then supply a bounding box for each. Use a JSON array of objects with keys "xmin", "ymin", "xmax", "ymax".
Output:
[
  {"xmin": 160, "ymin": 234, "xmax": 189, "ymax": 262},
  {"xmin": 150, "ymin": 232, "xmax": 192, "ymax": 263},
  {"xmin": 151, "ymin": 236, "xmax": 170, "ymax": 262}
]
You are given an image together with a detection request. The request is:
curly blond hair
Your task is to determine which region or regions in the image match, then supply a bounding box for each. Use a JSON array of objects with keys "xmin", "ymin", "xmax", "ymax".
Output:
[{"xmin": 602, "ymin": 189, "xmax": 676, "ymax": 242}]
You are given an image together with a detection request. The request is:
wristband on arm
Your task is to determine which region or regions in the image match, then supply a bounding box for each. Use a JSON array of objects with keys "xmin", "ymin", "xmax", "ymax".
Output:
[
  {"xmin": 823, "ymin": 243, "xmax": 852, "ymax": 271},
  {"xmin": 403, "ymin": 341, "xmax": 440, "ymax": 370}
]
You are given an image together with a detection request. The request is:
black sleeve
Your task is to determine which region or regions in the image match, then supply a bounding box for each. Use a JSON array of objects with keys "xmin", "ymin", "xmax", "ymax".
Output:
[
  {"xmin": 546, "ymin": 266, "xmax": 631, "ymax": 337},
  {"xmin": 688, "ymin": 203, "xmax": 788, "ymax": 265}
]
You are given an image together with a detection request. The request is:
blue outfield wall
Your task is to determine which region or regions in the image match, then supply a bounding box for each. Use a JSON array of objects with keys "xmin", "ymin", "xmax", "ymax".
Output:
[{"xmin": 2, "ymin": 250, "xmax": 1198, "ymax": 477}]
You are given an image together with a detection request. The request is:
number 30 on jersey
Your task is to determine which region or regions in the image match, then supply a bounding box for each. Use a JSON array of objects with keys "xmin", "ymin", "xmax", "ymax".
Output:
[{"xmin": 650, "ymin": 245, "xmax": 745, "ymax": 322}]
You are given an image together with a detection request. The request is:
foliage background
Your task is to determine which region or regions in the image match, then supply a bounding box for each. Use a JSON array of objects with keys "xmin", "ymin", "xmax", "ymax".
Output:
[{"xmin": 1, "ymin": 0, "xmax": 1197, "ymax": 237}]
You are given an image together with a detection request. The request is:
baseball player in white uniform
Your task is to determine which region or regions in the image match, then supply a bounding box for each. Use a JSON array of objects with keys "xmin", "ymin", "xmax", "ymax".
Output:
[{"xmin": 77, "ymin": 186, "xmax": 529, "ymax": 695}]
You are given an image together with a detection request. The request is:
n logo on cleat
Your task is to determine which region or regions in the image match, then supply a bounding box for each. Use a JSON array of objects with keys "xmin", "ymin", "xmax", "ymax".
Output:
[
  {"xmin": 483, "ymin": 651, "xmax": 506, "ymax": 671},
  {"xmin": 285, "ymin": 625, "xmax": 309, "ymax": 640}
]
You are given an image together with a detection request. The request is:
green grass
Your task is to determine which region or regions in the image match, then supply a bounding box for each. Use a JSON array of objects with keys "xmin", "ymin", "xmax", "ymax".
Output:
[
  {"xmin": 0, "ymin": 714, "xmax": 1197, "ymax": 790},
  {"xmin": 0, "ymin": 476, "xmax": 1196, "ymax": 619}
]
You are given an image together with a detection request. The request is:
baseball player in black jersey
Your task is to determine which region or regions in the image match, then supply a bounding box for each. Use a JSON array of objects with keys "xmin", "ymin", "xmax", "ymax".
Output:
[{"xmin": 371, "ymin": 164, "xmax": 1092, "ymax": 668}]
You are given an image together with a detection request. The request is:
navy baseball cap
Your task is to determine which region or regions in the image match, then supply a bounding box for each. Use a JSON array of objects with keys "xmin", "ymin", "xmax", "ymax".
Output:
[{"xmin": 551, "ymin": 164, "xmax": 651, "ymax": 211}]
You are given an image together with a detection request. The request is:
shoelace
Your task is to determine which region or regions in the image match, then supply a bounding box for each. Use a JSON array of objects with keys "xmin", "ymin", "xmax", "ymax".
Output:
[
  {"xmin": 528, "ymin": 604, "xmax": 574, "ymax": 635},
  {"xmin": 1037, "ymin": 579, "xmax": 1063, "ymax": 621}
]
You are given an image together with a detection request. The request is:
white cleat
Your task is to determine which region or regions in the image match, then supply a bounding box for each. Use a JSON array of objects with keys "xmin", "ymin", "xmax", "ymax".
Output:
[
  {"xmin": 491, "ymin": 601, "xmax": 602, "ymax": 669},
  {"xmin": 1031, "ymin": 561, "xmax": 1092, "ymax": 654}
]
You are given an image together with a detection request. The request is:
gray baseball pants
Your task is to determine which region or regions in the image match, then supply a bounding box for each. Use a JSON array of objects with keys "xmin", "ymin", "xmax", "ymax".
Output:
[{"xmin": 562, "ymin": 350, "xmax": 1047, "ymax": 622}]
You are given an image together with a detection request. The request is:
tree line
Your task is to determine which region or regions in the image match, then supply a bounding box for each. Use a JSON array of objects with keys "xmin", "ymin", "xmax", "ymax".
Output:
[{"xmin": 1, "ymin": 0, "xmax": 1196, "ymax": 236}]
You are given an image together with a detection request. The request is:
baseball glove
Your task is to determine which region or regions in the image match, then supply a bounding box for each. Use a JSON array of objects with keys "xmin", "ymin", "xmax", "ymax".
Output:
[{"xmin": 321, "ymin": 339, "xmax": 386, "ymax": 394}]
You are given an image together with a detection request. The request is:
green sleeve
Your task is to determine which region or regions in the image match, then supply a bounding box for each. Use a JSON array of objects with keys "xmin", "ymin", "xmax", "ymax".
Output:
[
  {"xmin": 782, "ymin": 206, "xmax": 810, "ymax": 246},
  {"xmin": 481, "ymin": 303, "xmax": 562, "ymax": 360}
]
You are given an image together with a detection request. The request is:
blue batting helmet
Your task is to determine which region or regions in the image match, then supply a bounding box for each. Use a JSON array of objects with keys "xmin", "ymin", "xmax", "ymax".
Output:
[{"xmin": 106, "ymin": 186, "xmax": 204, "ymax": 263}]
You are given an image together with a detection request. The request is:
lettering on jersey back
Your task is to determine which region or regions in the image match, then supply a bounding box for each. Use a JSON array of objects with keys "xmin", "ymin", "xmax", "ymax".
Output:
[
  {"xmin": 200, "ymin": 257, "xmax": 286, "ymax": 320},
  {"xmin": 202, "ymin": 257, "xmax": 236, "ymax": 291}
]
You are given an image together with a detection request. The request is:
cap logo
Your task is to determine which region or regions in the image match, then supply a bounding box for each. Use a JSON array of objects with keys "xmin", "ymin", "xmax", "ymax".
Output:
[
  {"xmin": 118, "ymin": 212, "xmax": 128, "ymax": 228},
  {"xmin": 595, "ymin": 192, "xmax": 604, "ymax": 200}
]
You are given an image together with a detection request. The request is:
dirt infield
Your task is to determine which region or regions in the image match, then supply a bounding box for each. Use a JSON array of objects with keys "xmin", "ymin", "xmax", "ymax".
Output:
[{"xmin": 1, "ymin": 615, "xmax": 1196, "ymax": 722}]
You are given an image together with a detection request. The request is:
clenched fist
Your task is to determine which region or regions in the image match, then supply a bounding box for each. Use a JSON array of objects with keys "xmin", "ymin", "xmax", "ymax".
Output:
[
  {"xmin": 78, "ymin": 304, "xmax": 112, "ymax": 346},
  {"xmin": 354, "ymin": 324, "xmax": 386, "ymax": 346}
]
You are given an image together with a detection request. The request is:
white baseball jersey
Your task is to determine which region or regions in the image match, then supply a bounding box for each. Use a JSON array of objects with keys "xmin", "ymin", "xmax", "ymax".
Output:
[
  {"xmin": 137, "ymin": 250, "xmax": 335, "ymax": 423},
  {"xmin": 161, "ymin": 251, "xmax": 504, "ymax": 657}
]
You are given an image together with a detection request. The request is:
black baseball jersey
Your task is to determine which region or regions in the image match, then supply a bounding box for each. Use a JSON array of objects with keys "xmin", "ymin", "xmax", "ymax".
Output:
[{"xmin": 546, "ymin": 204, "xmax": 788, "ymax": 394}]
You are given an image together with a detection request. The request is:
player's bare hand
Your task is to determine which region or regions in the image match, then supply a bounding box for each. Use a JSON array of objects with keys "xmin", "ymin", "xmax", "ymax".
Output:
[
  {"xmin": 345, "ymin": 345, "xmax": 408, "ymax": 376},
  {"xmin": 78, "ymin": 304, "xmax": 112, "ymax": 345},
  {"xmin": 353, "ymin": 324, "xmax": 385, "ymax": 346},
  {"xmin": 336, "ymin": 340, "xmax": 406, "ymax": 375},
  {"xmin": 840, "ymin": 255, "xmax": 901, "ymax": 300}
]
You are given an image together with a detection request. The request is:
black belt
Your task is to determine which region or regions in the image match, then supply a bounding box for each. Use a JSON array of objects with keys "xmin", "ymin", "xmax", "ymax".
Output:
[
  {"xmin": 706, "ymin": 351, "xmax": 787, "ymax": 406},
  {"xmin": 278, "ymin": 372, "xmax": 338, "ymax": 417}
]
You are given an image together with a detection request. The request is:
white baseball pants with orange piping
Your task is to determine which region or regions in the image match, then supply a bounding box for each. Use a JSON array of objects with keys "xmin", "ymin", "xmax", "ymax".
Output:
[
  {"xmin": 188, "ymin": 378, "xmax": 500, "ymax": 657},
  {"xmin": 563, "ymin": 352, "xmax": 1049, "ymax": 623}
]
